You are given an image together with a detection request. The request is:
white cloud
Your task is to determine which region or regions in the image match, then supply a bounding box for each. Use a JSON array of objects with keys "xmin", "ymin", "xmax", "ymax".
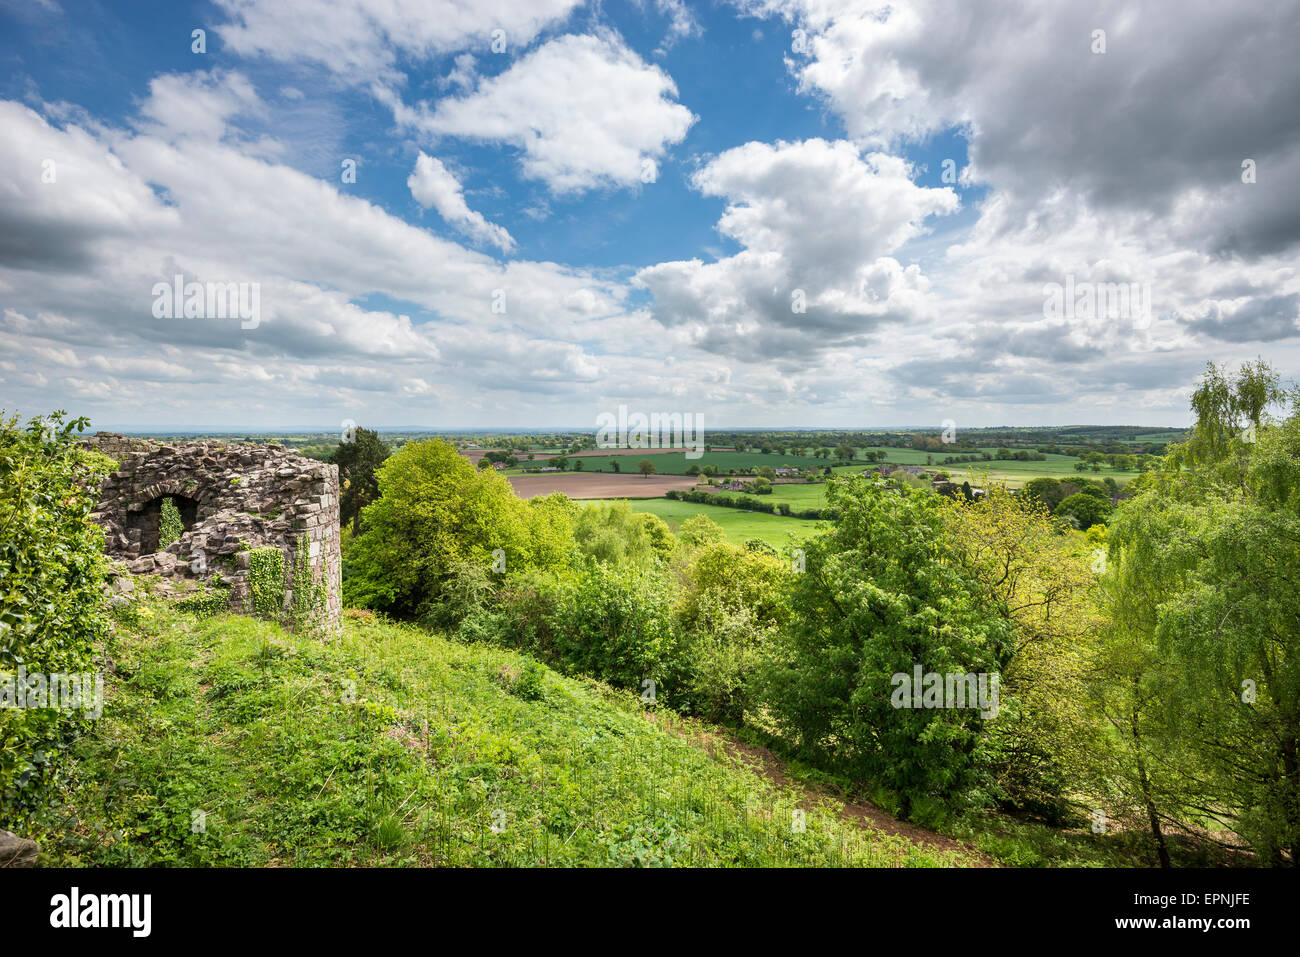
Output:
[
  {"xmin": 636, "ymin": 138, "xmax": 958, "ymax": 360},
  {"xmin": 136, "ymin": 70, "xmax": 265, "ymax": 142},
  {"xmin": 742, "ymin": 0, "xmax": 1300, "ymax": 255},
  {"xmin": 402, "ymin": 32, "xmax": 696, "ymax": 194},
  {"xmin": 214, "ymin": 0, "xmax": 583, "ymax": 80},
  {"xmin": 407, "ymin": 152, "xmax": 515, "ymax": 252}
]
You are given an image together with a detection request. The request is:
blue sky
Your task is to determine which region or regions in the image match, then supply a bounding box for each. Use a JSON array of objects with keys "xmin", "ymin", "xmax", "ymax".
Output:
[{"xmin": 1, "ymin": 0, "xmax": 1297, "ymax": 430}]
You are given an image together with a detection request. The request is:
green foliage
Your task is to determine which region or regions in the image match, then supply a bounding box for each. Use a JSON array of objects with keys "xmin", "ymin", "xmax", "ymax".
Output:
[
  {"xmin": 573, "ymin": 500, "xmax": 666, "ymax": 568},
  {"xmin": 330, "ymin": 426, "xmax": 389, "ymax": 533},
  {"xmin": 675, "ymin": 542, "xmax": 791, "ymax": 724},
  {"xmin": 0, "ymin": 411, "xmax": 110, "ymax": 817},
  {"xmin": 289, "ymin": 535, "xmax": 328, "ymax": 635},
  {"xmin": 1054, "ymin": 492, "xmax": 1113, "ymax": 528},
  {"xmin": 344, "ymin": 439, "xmax": 570, "ymax": 617},
  {"xmin": 944, "ymin": 485, "xmax": 1104, "ymax": 823},
  {"xmin": 678, "ymin": 514, "xmax": 725, "ymax": 548},
  {"xmin": 248, "ymin": 547, "xmax": 285, "ymax": 622},
  {"xmin": 761, "ymin": 477, "xmax": 1015, "ymax": 819},
  {"xmin": 174, "ymin": 587, "xmax": 232, "ymax": 619},
  {"xmin": 158, "ymin": 497, "xmax": 184, "ymax": 549},
  {"xmin": 1099, "ymin": 362, "xmax": 1300, "ymax": 863},
  {"xmin": 553, "ymin": 562, "xmax": 682, "ymax": 694}
]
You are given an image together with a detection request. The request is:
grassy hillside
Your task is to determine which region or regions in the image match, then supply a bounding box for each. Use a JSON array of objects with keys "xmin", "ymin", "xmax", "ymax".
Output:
[{"xmin": 28, "ymin": 603, "xmax": 972, "ymax": 867}]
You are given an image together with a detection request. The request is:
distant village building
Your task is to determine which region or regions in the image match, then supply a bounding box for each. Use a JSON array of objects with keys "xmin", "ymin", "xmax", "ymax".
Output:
[{"xmin": 865, "ymin": 464, "xmax": 931, "ymax": 479}]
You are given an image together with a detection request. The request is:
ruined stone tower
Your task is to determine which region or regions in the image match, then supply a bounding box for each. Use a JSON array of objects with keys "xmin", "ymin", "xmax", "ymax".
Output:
[{"xmin": 83, "ymin": 432, "xmax": 342, "ymax": 629}]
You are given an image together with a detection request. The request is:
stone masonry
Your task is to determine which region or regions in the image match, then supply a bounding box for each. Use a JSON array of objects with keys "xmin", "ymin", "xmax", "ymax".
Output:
[{"xmin": 82, "ymin": 432, "xmax": 341, "ymax": 629}]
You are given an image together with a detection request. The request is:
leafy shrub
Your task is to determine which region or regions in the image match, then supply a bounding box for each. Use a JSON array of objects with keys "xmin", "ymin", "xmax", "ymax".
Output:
[
  {"xmin": 173, "ymin": 587, "xmax": 232, "ymax": 619},
  {"xmin": 0, "ymin": 412, "xmax": 111, "ymax": 816},
  {"xmin": 1054, "ymin": 492, "xmax": 1113, "ymax": 529},
  {"xmin": 573, "ymin": 501, "xmax": 666, "ymax": 568},
  {"xmin": 552, "ymin": 562, "xmax": 683, "ymax": 695},
  {"xmin": 677, "ymin": 514, "xmax": 724, "ymax": 548}
]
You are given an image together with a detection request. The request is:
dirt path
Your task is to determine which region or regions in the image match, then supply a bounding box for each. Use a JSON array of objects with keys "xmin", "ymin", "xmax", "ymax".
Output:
[{"xmin": 644, "ymin": 713, "xmax": 999, "ymax": 866}]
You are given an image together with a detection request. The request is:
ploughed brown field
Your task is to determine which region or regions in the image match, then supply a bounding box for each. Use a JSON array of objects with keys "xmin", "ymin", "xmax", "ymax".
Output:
[{"xmin": 507, "ymin": 472, "xmax": 701, "ymax": 499}]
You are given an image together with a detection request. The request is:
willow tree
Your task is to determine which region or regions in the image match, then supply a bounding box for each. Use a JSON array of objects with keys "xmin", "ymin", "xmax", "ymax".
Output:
[{"xmin": 1102, "ymin": 361, "xmax": 1299, "ymax": 864}]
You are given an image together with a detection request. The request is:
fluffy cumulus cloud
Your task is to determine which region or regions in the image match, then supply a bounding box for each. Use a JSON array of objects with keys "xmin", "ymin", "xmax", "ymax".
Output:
[
  {"xmin": 636, "ymin": 139, "xmax": 957, "ymax": 361},
  {"xmin": 4, "ymin": 0, "xmax": 1300, "ymax": 429},
  {"xmin": 401, "ymin": 32, "xmax": 696, "ymax": 194},
  {"xmin": 407, "ymin": 152, "xmax": 515, "ymax": 252},
  {"xmin": 214, "ymin": 0, "xmax": 584, "ymax": 80},
  {"xmin": 0, "ymin": 75, "xmax": 633, "ymax": 427},
  {"xmin": 706, "ymin": 0, "xmax": 1300, "ymax": 418},
  {"xmin": 744, "ymin": 0, "xmax": 1300, "ymax": 254}
]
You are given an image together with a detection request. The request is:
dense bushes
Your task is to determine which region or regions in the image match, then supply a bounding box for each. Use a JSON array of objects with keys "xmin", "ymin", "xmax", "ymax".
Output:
[
  {"xmin": 0, "ymin": 412, "xmax": 111, "ymax": 816},
  {"xmin": 761, "ymin": 478, "xmax": 1015, "ymax": 823},
  {"xmin": 452, "ymin": 562, "xmax": 684, "ymax": 697}
]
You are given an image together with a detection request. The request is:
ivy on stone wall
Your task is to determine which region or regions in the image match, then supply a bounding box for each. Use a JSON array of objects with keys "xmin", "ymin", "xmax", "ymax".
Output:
[
  {"xmin": 158, "ymin": 497, "xmax": 183, "ymax": 549},
  {"xmin": 289, "ymin": 535, "xmax": 327, "ymax": 635},
  {"xmin": 246, "ymin": 537, "xmax": 326, "ymax": 635},
  {"xmin": 248, "ymin": 546, "xmax": 285, "ymax": 621}
]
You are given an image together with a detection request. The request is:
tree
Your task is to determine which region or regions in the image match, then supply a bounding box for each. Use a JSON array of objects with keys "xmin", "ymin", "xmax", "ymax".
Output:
[
  {"xmin": 945, "ymin": 486, "xmax": 1102, "ymax": 821},
  {"xmin": 330, "ymin": 426, "xmax": 389, "ymax": 533},
  {"xmin": 344, "ymin": 439, "xmax": 568, "ymax": 617},
  {"xmin": 761, "ymin": 477, "xmax": 1015, "ymax": 819},
  {"xmin": 638, "ymin": 458, "xmax": 656, "ymax": 478},
  {"xmin": 678, "ymin": 514, "xmax": 725, "ymax": 548},
  {"xmin": 1054, "ymin": 492, "xmax": 1112, "ymax": 529},
  {"xmin": 1102, "ymin": 362, "xmax": 1300, "ymax": 864},
  {"xmin": 609, "ymin": 459, "xmax": 621, "ymax": 473}
]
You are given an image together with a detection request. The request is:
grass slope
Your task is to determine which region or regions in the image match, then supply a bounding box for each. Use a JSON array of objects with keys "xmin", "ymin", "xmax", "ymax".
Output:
[{"xmin": 30, "ymin": 604, "xmax": 970, "ymax": 867}]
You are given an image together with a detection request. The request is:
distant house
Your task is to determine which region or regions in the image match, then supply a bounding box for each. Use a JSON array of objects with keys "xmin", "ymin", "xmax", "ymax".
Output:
[
  {"xmin": 774, "ymin": 467, "xmax": 801, "ymax": 476},
  {"xmin": 721, "ymin": 481, "xmax": 747, "ymax": 491},
  {"xmin": 539, "ymin": 466, "xmax": 559, "ymax": 472},
  {"xmin": 874, "ymin": 464, "xmax": 930, "ymax": 479},
  {"xmin": 491, "ymin": 462, "xmax": 507, "ymax": 470}
]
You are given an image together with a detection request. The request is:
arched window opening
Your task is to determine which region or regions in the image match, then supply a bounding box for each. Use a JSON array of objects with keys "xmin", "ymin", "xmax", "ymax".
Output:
[{"xmin": 129, "ymin": 494, "xmax": 200, "ymax": 554}]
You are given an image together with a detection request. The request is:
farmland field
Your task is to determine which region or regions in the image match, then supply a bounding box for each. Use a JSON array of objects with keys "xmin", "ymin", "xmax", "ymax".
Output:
[
  {"xmin": 528, "ymin": 450, "xmax": 828, "ymax": 474},
  {"xmin": 508, "ymin": 473, "xmax": 700, "ymax": 499},
  {"xmin": 826, "ymin": 448, "xmax": 1141, "ymax": 488},
  {"xmin": 584, "ymin": 497, "xmax": 819, "ymax": 549}
]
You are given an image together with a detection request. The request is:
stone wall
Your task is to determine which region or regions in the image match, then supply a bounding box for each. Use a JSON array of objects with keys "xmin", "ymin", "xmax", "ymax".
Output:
[{"xmin": 83, "ymin": 432, "xmax": 341, "ymax": 629}]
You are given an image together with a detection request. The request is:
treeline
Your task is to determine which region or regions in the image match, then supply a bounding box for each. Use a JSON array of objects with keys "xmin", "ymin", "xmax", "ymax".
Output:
[{"xmin": 666, "ymin": 487, "xmax": 837, "ymax": 520}]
